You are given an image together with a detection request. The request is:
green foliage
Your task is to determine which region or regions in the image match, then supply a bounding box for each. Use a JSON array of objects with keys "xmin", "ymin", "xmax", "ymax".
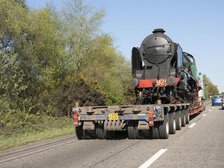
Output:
[
  {"xmin": 80, "ymin": 35, "xmax": 131, "ymax": 105},
  {"xmin": 59, "ymin": 0, "xmax": 131, "ymax": 106},
  {"xmin": 61, "ymin": 0, "xmax": 105, "ymax": 72},
  {"xmin": 204, "ymin": 75, "xmax": 219, "ymax": 99},
  {"xmin": 0, "ymin": 1, "xmax": 65, "ymax": 115},
  {"xmin": 0, "ymin": 103, "xmax": 73, "ymax": 136},
  {"xmin": 0, "ymin": 0, "xmax": 27, "ymax": 39},
  {"xmin": 0, "ymin": 0, "xmax": 131, "ymax": 135}
]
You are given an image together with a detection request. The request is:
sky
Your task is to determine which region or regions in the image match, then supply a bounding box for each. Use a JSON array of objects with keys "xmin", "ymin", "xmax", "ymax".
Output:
[{"xmin": 26, "ymin": 0, "xmax": 224, "ymax": 92}]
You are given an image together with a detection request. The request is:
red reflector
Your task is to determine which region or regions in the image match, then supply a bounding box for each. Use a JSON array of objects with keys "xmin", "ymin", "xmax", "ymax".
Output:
[
  {"xmin": 148, "ymin": 110, "xmax": 154, "ymax": 126},
  {"xmin": 73, "ymin": 112, "xmax": 79, "ymax": 126}
]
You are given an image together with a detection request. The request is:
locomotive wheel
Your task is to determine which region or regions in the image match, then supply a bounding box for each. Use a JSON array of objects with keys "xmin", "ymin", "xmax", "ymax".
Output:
[
  {"xmin": 158, "ymin": 115, "xmax": 169, "ymax": 139},
  {"xmin": 175, "ymin": 111, "xmax": 182, "ymax": 130},
  {"xmin": 186, "ymin": 112, "xmax": 190, "ymax": 124},
  {"xmin": 96, "ymin": 124, "xmax": 105, "ymax": 139},
  {"xmin": 151, "ymin": 126, "xmax": 159, "ymax": 139},
  {"xmin": 181, "ymin": 112, "xmax": 186, "ymax": 127},
  {"xmin": 75, "ymin": 125, "xmax": 83, "ymax": 140},
  {"xmin": 169, "ymin": 113, "xmax": 176, "ymax": 134},
  {"xmin": 128, "ymin": 121, "xmax": 137, "ymax": 139}
]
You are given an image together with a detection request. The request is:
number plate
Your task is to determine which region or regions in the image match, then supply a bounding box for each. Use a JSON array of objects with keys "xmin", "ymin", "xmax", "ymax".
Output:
[
  {"xmin": 108, "ymin": 113, "xmax": 119, "ymax": 120},
  {"xmin": 156, "ymin": 79, "xmax": 167, "ymax": 87}
]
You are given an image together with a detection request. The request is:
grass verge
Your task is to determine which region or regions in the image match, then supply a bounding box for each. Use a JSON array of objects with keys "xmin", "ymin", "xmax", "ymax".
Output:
[{"xmin": 0, "ymin": 117, "xmax": 75, "ymax": 151}]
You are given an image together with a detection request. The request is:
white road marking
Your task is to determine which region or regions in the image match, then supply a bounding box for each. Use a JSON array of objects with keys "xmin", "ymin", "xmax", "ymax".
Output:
[
  {"xmin": 189, "ymin": 123, "xmax": 196, "ymax": 128},
  {"xmin": 139, "ymin": 149, "xmax": 167, "ymax": 168},
  {"xmin": 209, "ymin": 109, "xmax": 212, "ymax": 112},
  {"xmin": 202, "ymin": 114, "xmax": 207, "ymax": 117}
]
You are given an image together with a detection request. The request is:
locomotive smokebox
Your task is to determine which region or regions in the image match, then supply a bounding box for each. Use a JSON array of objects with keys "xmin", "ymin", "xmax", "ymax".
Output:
[{"xmin": 140, "ymin": 28, "xmax": 175, "ymax": 65}]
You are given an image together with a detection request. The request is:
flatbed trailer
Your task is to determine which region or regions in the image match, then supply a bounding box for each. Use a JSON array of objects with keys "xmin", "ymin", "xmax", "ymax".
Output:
[{"xmin": 72, "ymin": 103, "xmax": 204, "ymax": 139}]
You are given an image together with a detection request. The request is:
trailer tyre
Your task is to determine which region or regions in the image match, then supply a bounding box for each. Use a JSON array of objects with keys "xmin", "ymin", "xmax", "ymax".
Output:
[
  {"xmin": 96, "ymin": 125, "xmax": 104, "ymax": 139},
  {"xmin": 169, "ymin": 113, "xmax": 176, "ymax": 134},
  {"xmin": 175, "ymin": 112, "xmax": 182, "ymax": 130},
  {"xmin": 104, "ymin": 131, "xmax": 115, "ymax": 139},
  {"xmin": 75, "ymin": 126, "xmax": 83, "ymax": 140},
  {"xmin": 128, "ymin": 121, "xmax": 137, "ymax": 139},
  {"xmin": 151, "ymin": 127, "xmax": 159, "ymax": 139},
  {"xmin": 186, "ymin": 112, "xmax": 190, "ymax": 124},
  {"xmin": 181, "ymin": 112, "xmax": 186, "ymax": 127},
  {"xmin": 158, "ymin": 115, "xmax": 169, "ymax": 139},
  {"xmin": 83, "ymin": 130, "xmax": 96, "ymax": 139}
]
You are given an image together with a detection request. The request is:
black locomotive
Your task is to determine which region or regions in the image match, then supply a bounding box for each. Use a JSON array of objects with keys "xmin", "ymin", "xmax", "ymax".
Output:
[{"xmin": 131, "ymin": 28, "xmax": 199, "ymax": 104}]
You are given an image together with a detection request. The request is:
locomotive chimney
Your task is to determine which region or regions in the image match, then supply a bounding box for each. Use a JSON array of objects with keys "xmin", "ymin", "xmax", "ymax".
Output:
[{"xmin": 152, "ymin": 28, "xmax": 165, "ymax": 34}]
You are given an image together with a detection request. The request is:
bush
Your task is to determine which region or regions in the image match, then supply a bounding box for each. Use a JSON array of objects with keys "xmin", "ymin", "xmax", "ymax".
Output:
[{"xmin": 54, "ymin": 77, "xmax": 106, "ymax": 117}]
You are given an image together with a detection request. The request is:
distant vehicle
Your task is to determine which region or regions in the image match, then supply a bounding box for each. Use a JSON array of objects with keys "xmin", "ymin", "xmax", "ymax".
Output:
[
  {"xmin": 222, "ymin": 98, "xmax": 224, "ymax": 109},
  {"xmin": 211, "ymin": 95, "xmax": 223, "ymax": 106}
]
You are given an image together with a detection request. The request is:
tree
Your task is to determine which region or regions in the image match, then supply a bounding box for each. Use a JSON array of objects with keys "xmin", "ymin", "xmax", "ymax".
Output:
[
  {"xmin": 61, "ymin": 0, "xmax": 105, "ymax": 72},
  {"xmin": 0, "ymin": 0, "xmax": 28, "ymax": 110},
  {"xmin": 204, "ymin": 75, "xmax": 219, "ymax": 99},
  {"xmin": 0, "ymin": 0, "xmax": 131, "ymax": 119},
  {"xmin": 0, "ymin": 0, "xmax": 65, "ymax": 115},
  {"xmin": 82, "ymin": 35, "xmax": 131, "ymax": 105},
  {"xmin": 59, "ymin": 0, "xmax": 131, "ymax": 106}
]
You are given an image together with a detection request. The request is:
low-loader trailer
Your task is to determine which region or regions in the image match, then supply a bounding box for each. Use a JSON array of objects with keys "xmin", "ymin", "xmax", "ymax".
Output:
[{"xmin": 72, "ymin": 102, "xmax": 204, "ymax": 139}]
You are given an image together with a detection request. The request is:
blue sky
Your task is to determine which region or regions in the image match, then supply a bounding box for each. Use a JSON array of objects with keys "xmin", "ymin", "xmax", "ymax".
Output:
[{"xmin": 27, "ymin": 0, "xmax": 224, "ymax": 92}]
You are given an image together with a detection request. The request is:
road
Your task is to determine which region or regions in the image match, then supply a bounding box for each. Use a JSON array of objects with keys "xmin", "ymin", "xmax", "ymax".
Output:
[{"xmin": 1, "ymin": 104, "xmax": 224, "ymax": 168}]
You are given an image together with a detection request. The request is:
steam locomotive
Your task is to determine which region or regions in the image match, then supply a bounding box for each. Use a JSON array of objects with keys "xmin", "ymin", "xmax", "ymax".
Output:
[{"xmin": 131, "ymin": 28, "xmax": 202, "ymax": 104}]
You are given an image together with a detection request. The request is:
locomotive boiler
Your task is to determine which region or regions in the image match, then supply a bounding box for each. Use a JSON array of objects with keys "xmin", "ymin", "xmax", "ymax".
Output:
[{"xmin": 131, "ymin": 28, "xmax": 199, "ymax": 104}]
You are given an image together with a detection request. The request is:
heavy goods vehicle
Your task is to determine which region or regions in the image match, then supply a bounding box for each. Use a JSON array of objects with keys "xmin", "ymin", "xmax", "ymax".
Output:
[{"xmin": 72, "ymin": 28, "xmax": 205, "ymax": 139}]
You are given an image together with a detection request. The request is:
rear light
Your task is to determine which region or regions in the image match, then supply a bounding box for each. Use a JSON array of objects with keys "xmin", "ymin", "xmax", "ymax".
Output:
[
  {"xmin": 73, "ymin": 111, "xmax": 79, "ymax": 127},
  {"xmin": 148, "ymin": 110, "xmax": 154, "ymax": 126}
]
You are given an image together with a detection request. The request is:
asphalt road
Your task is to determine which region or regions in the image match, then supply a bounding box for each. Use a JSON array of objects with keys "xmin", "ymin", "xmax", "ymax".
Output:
[{"xmin": 1, "ymin": 104, "xmax": 224, "ymax": 168}]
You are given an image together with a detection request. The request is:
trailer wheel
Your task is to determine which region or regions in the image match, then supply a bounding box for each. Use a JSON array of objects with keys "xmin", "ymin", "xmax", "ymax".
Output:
[
  {"xmin": 83, "ymin": 130, "xmax": 96, "ymax": 139},
  {"xmin": 151, "ymin": 127, "xmax": 159, "ymax": 139},
  {"xmin": 169, "ymin": 113, "xmax": 176, "ymax": 134},
  {"xmin": 158, "ymin": 115, "xmax": 169, "ymax": 139},
  {"xmin": 186, "ymin": 112, "xmax": 190, "ymax": 124},
  {"xmin": 96, "ymin": 125, "xmax": 104, "ymax": 139},
  {"xmin": 175, "ymin": 112, "xmax": 182, "ymax": 130},
  {"xmin": 75, "ymin": 126, "xmax": 83, "ymax": 140},
  {"xmin": 128, "ymin": 121, "xmax": 137, "ymax": 139},
  {"xmin": 181, "ymin": 112, "xmax": 186, "ymax": 127},
  {"xmin": 104, "ymin": 131, "xmax": 115, "ymax": 140}
]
